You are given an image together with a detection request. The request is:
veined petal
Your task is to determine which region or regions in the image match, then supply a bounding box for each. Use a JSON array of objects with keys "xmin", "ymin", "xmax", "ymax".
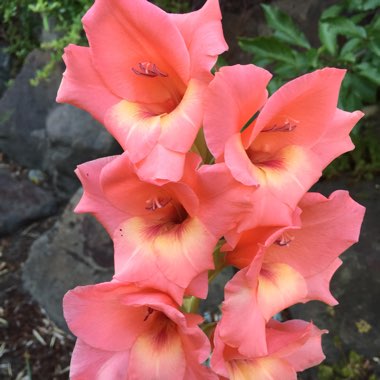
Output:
[
  {"xmin": 113, "ymin": 216, "xmax": 215, "ymax": 297},
  {"xmin": 250, "ymin": 68, "xmax": 346, "ymax": 149},
  {"xmin": 82, "ymin": 0, "xmax": 190, "ymax": 103},
  {"xmin": 256, "ymin": 262, "xmax": 308, "ymax": 321},
  {"xmin": 204, "ymin": 65, "xmax": 271, "ymax": 159},
  {"xmin": 105, "ymin": 100, "xmax": 162, "ymax": 162},
  {"xmin": 128, "ymin": 320, "xmax": 186, "ymax": 380},
  {"xmin": 170, "ymin": 0, "xmax": 228, "ymax": 81},
  {"xmin": 56, "ymin": 45, "xmax": 120, "ymax": 123},
  {"xmin": 227, "ymin": 357, "xmax": 296, "ymax": 380}
]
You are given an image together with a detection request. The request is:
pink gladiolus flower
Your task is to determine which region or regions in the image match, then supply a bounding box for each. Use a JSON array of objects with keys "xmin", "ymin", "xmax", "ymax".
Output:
[
  {"xmin": 64, "ymin": 281, "xmax": 217, "ymax": 379},
  {"xmin": 218, "ymin": 190, "xmax": 364, "ymax": 357},
  {"xmin": 212, "ymin": 319, "xmax": 326, "ymax": 380},
  {"xmin": 204, "ymin": 65, "xmax": 363, "ymax": 227},
  {"xmin": 74, "ymin": 151, "xmax": 254, "ymax": 303},
  {"xmin": 57, "ymin": 0, "xmax": 228, "ymax": 183}
]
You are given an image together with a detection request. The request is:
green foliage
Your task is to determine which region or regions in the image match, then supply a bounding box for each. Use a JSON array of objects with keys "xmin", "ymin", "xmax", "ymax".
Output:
[
  {"xmin": 0, "ymin": 0, "xmax": 41, "ymax": 74},
  {"xmin": 239, "ymin": 0, "xmax": 380, "ymax": 112}
]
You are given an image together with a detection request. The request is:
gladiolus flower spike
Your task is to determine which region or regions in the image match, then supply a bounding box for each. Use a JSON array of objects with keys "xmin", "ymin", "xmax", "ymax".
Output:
[{"xmin": 57, "ymin": 0, "xmax": 365, "ymax": 379}]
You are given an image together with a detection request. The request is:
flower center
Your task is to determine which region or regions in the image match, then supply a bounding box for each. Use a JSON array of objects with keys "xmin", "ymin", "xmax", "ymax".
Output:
[
  {"xmin": 274, "ymin": 231, "xmax": 294, "ymax": 247},
  {"xmin": 132, "ymin": 62, "xmax": 168, "ymax": 78},
  {"xmin": 262, "ymin": 116, "xmax": 299, "ymax": 133}
]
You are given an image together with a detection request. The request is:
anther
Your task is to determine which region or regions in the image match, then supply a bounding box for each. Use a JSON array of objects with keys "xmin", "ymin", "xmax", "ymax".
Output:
[
  {"xmin": 143, "ymin": 307, "xmax": 154, "ymax": 322},
  {"xmin": 145, "ymin": 196, "xmax": 171, "ymax": 211},
  {"xmin": 263, "ymin": 117, "xmax": 298, "ymax": 133},
  {"xmin": 132, "ymin": 62, "xmax": 168, "ymax": 78},
  {"xmin": 274, "ymin": 232, "xmax": 294, "ymax": 247}
]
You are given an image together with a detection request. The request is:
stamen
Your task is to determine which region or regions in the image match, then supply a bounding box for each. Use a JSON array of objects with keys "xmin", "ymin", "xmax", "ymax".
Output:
[
  {"xmin": 263, "ymin": 117, "xmax": 299, "ymax": 132},
  {"xmin": 132, "ymin": 62, "xmax": 168, "ymax": 78},
  {"xmin": 143, "ymin": 307, "xmax": 154, "ymax": 322},
  {"xmin": 274, "ymin": 232, "xmax": 294, "ymax": 247},
  {"xmin": 145, "ymin": 196, "xmax": 172, "ymax": 211}
]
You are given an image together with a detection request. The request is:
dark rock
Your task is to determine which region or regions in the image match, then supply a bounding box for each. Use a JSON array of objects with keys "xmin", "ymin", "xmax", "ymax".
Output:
[
  {"xmin": 0, "ymin": 167, "xmax": 57, "ymax": 236},
  {"xmin": 0, "ymin": 49, "xmax": 62, "ymax": 168},
  {"xmin": 0, "ymin": 45, "xmax": 11, "ymax": 97},
  {"xmin": 290, "ymin": 177, "xmax": 380, "ymax": 365},
  {"xmin": 22, "ymin": 189, "xmax": 114, "ymax": 329},
  {"xmin": 44, "ymin": 104, "xmax": 120, "ymax": 197}
]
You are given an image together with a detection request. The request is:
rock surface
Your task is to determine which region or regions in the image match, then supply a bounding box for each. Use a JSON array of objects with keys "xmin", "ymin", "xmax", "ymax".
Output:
[
  {"xmin": 0, "ymin": 166, "xmax": 57, "ymax": 236},
  {"xmin": 0, "ymin": 50, "xmax": 62, "ymax": 168},
  {"xmin": 44, "ymin": 104, "xmax": 120, "ymax": 197},
  {"xmin": 22, "ymin": 189, "xmax": 114, "ymax": 329}
]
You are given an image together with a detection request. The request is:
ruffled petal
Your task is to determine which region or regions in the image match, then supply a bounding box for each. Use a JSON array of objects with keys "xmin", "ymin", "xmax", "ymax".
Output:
[
  {"xmin": 312, "ymin": 108, "xmax": 363, "ymax": 167},
  {"xmin": 204, "ymin": 65, "xmax": 271, "ymax": 159},
  {"xmin": 250, "ymin": 68, "xmax": 346, "ymax": 149},
  {"xmin": 170, "ymin": 0, "xmax": 228, "ymax": 81},
  {"xmin": 75, "ymin": 156, "xmax": 128, "ymax": 235},
  {"xmin": 56, "ymin": 45, "xmax": 120, "ymax": 123}
]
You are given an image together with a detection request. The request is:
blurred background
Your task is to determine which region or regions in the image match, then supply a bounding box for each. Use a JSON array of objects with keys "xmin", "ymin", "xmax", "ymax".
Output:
[{"xmin": 0, "ymin": 0, "xmax": 379, "ymax": 379}]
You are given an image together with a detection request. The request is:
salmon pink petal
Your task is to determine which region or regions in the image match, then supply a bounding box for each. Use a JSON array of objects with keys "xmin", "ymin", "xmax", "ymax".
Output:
[
  {"xmin": 113, "ymin": 216, "xmax": 216, "ymax": 299},
  {"xmin": 250, "ymin": 68, "xmax": 346, "ymax": 149},
  {"xmin": 220, "ymin": 267, "xmax": 267, "ymax": 357},
  {"xmin": 170, "ymin": 0, "xmax": 228, "ymax": 81},
  {"xmin": 70, "ymin": 339, "xmax": 130, "ymax": 380},
  {"xmin": 99, "ymin": 151, "xmax": 199, "ymax": 215},
  {"xmin": 56, "ymin": 45, "xmax": 120, "ymax": 123},
  {"xmin": 267, "ymin": 319, "xmax": 326, "ymax": 371},
  {"xmin": 204, "ymin": 65, "xmax": 271, "ymax": 159},
  {"xmin": 312, "ymin": 109, "xmax": 364, "ymax": 167},
  {"xmin": 227, "ymin": 357, "xmax": 296, "ymax": 380},
  {"xmin": 63, "ymin": 282, "xmax": 173, "ymax": 351},
  {"xmin": 135, "ymin": 144, "xmax": 186, "ymax": 183},
  {"xmin": 302, "ymin": 258, "xmax": 342, "ymax": 305},
  {"xmin": 159, "ymin": 79, "xmax": 206, "ymax": 153},
  {"xmin": 74, "ymin": 157, "xmax": 128, "ymax": 235},
  {"xmin": 195, "ymin": 163, "xmax": 256, "ymax": 237},
  {"xmin": 185, "ymin": 271, "xmax": 209, "ymax": 299},
  {"xmin": 105, "ymin": 101, "xmax": 162, "ymax": 163},
  {"xmin": 256, "ymin": 262, "xmax": 308, "ymax": 320},
  {"xmin": 82, "ymin": 0, "xmax": 190, "ymax": 103},
  {"xmin": 265, "ymin": 190, "xmax": 365, "ymax": 277},
  {"xmin": 128, "ymin": 322, "xmax": 186, "ymax": 380}
]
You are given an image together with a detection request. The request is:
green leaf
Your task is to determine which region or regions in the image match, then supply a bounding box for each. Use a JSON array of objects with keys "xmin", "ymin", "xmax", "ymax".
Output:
[
  {"xmin": 319, "ymin": 22, "xmax": 337, "ymax": 55},
  {"xmin": 320, "ymin": 4, "xmax": 344, "ymax": 20},
  {"xmin": 369, "ymin": 38, "xmax": 380, "ymax": 57},
  {"xmin": 362, "ymin": 0, "xmax": 380, "ymax": 10},
  {"xmin": 356, "ymin": 62, "xmax": 380, "ymax": 85},
  {"xmin": 328, "ymin": 17, "xmax": 367, "ymax": 39},
  {"xmin": 261, "ymin": 4, "xmax": 311, "ymax": 49},
  {"xmin": 340, "ymin": 38, "xmax": 362, "ymax": 61},
  {"xmin": 238, "ymin": 36, "xmax": 297, "ymax": 65}
]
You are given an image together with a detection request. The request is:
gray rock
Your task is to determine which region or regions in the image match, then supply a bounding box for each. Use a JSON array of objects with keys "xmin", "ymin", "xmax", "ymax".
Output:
[
  {"xmin": 291, "ymin": 177, "xmax": 380, "ymax": 364},
  {"xmin": 0, "ymin": 167, "xmax": 57, "ymax": 236},
  {"xmin": 0, "ymin": 45, "xmax": 11, "ymax": 97},
  {"xmin": 22, "ymin": 189, "xmax": 114, "ymax": 329},
  {"xmin": 0, "ymin": 50, "xmax": 62, "ymax": 168},
  {"xmin": 44, "ymin": 104, "xmax": 120, "ymax": 197}
]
